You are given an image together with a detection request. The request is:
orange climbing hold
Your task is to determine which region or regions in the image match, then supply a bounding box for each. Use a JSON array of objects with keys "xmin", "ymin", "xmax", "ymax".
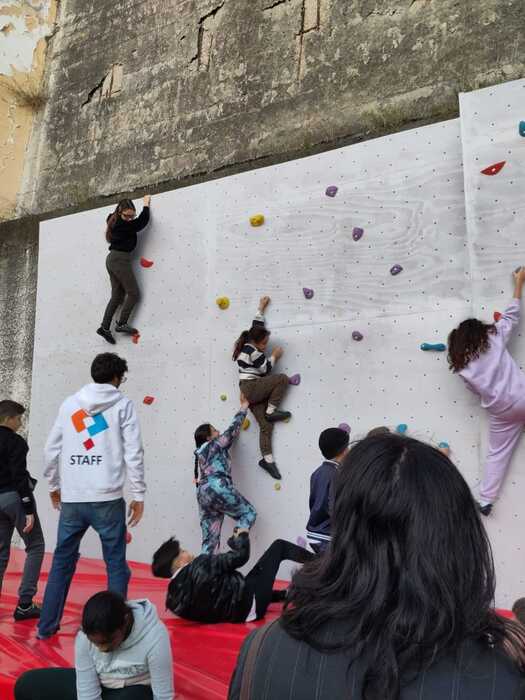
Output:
[
  {"xmin": 140, "ymin": 257, "xmax": 154, "ymax": 268},
  {"xmin": 143, "ymin": 396, "xmax": 155, "ymax": 405}
]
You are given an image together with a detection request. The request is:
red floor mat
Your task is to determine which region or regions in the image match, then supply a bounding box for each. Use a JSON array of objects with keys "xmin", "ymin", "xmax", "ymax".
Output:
[{"xmin": 0, "ymin": 551, "xmax": 277, "ymax": 700}]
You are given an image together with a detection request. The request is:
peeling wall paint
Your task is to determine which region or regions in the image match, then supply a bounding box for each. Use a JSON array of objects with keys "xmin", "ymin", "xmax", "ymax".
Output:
[{"xmin": 0, "ymin": 1, "xmax": 53, "ymax": 76}]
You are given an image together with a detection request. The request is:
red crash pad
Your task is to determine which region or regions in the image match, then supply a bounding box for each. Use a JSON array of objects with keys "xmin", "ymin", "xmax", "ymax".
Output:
[{"xmin": 0, "ymin": 551, "xmax": 279, "ymax": 700}]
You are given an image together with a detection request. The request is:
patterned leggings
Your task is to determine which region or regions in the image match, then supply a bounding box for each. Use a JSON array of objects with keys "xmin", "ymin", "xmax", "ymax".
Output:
[{"xmin": 197, "ymin": 476, "xmax": 257, "ymax": 554}]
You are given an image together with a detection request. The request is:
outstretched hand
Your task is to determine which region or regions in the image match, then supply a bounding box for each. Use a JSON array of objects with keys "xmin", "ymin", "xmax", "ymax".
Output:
[
  {"xmin": 258, "ymin": 296, "xmax": 270, "ymax": 312},
  {"xmin": 143, "ymin": 194, "xmax": 151, "ymax": 207}
]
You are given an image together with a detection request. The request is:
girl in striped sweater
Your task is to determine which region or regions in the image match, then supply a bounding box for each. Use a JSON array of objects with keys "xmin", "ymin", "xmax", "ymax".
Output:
[{"xmin": 232, "ymin": 296, "xmax": 291, "ymax": 480}]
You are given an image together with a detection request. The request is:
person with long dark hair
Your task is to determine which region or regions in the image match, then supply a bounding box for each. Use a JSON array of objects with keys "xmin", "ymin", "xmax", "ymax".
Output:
[
  {"xmin": 448, "ymin": 266, "xmax": 525, "ymax": 515},
  {"xmin": 193, "ymin": 393, "xmax": 256, "ymax": 554},
  {"xmin": 229, "ymin": 433, "xmax": 525, "ymax": 700},
  {"xmin": 232, "ymin": 296, "xmax": 290, "ymax": 480},
  {"xmin": 97, "ymin": 196, "xmax": 151, "ymax": 345}
]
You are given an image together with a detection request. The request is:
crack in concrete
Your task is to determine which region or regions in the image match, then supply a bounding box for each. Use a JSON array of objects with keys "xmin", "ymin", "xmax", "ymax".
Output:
[
  {"xmin": 263, "ymin": 0, "xmax": 289, "ymax": 10},
  {"xmin": 190, "ymin": 0, "xmax": 225, "ymax": 70}
]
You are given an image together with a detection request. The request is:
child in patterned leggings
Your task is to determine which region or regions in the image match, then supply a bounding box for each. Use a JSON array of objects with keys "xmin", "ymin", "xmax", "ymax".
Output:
[{"xmin": 194, "ymin": 394, "xmax": 256, "ymax": 554}]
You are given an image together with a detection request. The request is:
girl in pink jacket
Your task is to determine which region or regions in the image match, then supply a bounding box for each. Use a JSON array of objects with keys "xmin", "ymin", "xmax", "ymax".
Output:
[{"xmin": 448, "ymin": 267, "xmax": 525, "ymax": 515}]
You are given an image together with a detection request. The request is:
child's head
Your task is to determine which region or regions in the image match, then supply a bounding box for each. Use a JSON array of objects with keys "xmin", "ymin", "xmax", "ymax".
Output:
[
  {"xmin": 194, "ymin": 423, "xmax": 219, "ymax": 448},
  {"xmin": 152, "ymin": 537, "xmax": 194, "ymax": 578},
  {"xmin": 0, "ymin": 400, "xmax": 25, "ymax": 432},
  {"xmin": 319, "ymin": 427, "xmax": 350, "ymax": 462},
  {"xmin": 447, "ymin": 319, "xmax": 496, "ymax": 373},
  {"xmin": 91, "ymin": 353, "xmax": 128, "ymax": 386},
  {"xmin": 232, "ymin": 325, "xmax": 271, "ymax": 360},
  {"xmin": 81, "ymin": 591, "xmax": 133, "ymax": 653},
  {"xmin": 367, "ymin": 426, "xmax": 391, "ymax": 437},
  {"xmin": 513, "ymin": 598, "xmax": 525, "ymax": 626}
]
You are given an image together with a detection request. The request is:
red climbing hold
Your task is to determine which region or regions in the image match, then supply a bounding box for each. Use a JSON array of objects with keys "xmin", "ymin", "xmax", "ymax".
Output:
[
  {"xmin": 480, "ymin": 161, "xmax": 506, "ymax": 176},
  {"xmin": 143, "ymin": 396, "xmax": 155, "ymax": 405},
  {"xmin": 493, "ymin": 311, "xmax": 502, "ymax": 322},
  {"xmin": 140, "ymin": 257, "xmax": 154, "ymax": 268},
  {"xmin": 125, "ymin": 530, "xmax": 132, "ymax": 544},
  {"xmin": 132, "ymin": 333, "xmax": 140, "ymax": 344}
]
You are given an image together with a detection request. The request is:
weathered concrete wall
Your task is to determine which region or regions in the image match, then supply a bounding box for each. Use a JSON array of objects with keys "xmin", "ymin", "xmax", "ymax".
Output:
[
  {"xmin": 0, "ymin": 0, "xmax": 57, "ymax": 220},
  {"xmin": 18, "ymin": 0, "xmax": 525, "ymax": 218}
]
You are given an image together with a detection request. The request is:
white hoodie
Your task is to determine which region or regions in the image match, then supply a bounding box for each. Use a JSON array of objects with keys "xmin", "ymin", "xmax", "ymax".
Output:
[
  {"xmin": 44, "ymin": 383, "xmax": 146, "ymax": 503},
  {"xmin": 75, "ymin": 599, "xmax": 174, "ymax": 699}
]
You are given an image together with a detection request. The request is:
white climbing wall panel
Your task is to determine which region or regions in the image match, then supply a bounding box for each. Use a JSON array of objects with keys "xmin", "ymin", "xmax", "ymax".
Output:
[
  {"xmin": 28, "ymin": 80, "xmax": 525, "ymax": 605},
  {"xmin": 460, "ymin": 78, "xmax": 525, "ymax": 606}
]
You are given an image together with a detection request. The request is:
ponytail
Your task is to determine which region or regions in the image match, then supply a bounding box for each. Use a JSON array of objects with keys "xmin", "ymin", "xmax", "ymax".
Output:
[
  {"xmin": 194, "ymin": 454, "xmax": 199, "ymax": 486},
  {"xmin": 232, "ymin": 330, "xmax": 251, "ymax": 361},
  {"xmin": 104, "ymin": 198, "xmax": 136, "ymax": 243},
  {"xmin": 232, "ymin": 325, "xmax": 271, "ymax": 361}
]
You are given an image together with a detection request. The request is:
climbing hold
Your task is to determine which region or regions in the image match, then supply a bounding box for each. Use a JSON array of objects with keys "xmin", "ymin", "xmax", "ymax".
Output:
[
  {"xmin": 283, "ymin": 416, "xmax": 291, "ymax": 423},
  {"xmin": 288, "ymin": 374, "xmax": 301, "ymax": 385},
  {"xmin": 438, "ymin": 441, "xmax": 449, "ymax": 450},
  {"xmin": 220, "ymin": 394, "xmax": 227, "ymax": 401},
  {"xmin": 352, "ymin": 227, "xmax": 364, "ymax": 241},
  {"xmin": 216, "ymin": 296, "xmax": 230, "ymax": 310},
  {"xmin": 143, "ymin": 396, "xmax": 155, "ymax": 405},
  {"xmin": 140, "ymin": 257, "xmax": 154, "ymax": 268},
  {"xmin": 274, "ymin": 482, "xmax": 281, "ymax": 491},
  {"xmin": 480, "ymin": 161, "xmax": 506, "ymax": 176},
  {"xmin": 325, "ymin": 185, "xmax": 338, "ymax": 197},
  {"xmin": 250, "ymin": 214, "xmax": 265, "ymax": 227},
  {"xmin": 125, "ymin": 530, "xmax": 132, "ymax": 544},
  {"xmin": 303, "ymin": 287, "xmax": 314, "ymax": 299},
  {"xmin": 352, "ymin": 331, "xmax": 363, "ymax": 342},
  {"xmin": 390, "ymin": 264, "xmax": 403, "ymax": 276},
  {"xmin": 242, "ymin": 417, "xmax": 250, "ymax": 430},
  {"xmin": 296, "ymin": 536, "xmax": 307, "ymax": 548},
  {"xmin": 515, "ymin": 266, "xmax": 523, "ymax": 274},
  {"xmin": 520, "ymin": 121, "xmax": 525, "ymax": 137},
  {"xmin": 338, "ymin": 423, "xmax": 351, "ymax": 434},
  {"xmin": 493, "ymin": 311, "xmax": 502, "ymax": 322},
  {"xmin": 132, "ymin": 333, "xmax": 140, "ymax": 344},
  {"xmin": 396, "ymin": 423, "xmax": 408, "ymax": 434},
  {"xmin": 420, "ymin": 342, "xmax": 446, "ymax": 352}
]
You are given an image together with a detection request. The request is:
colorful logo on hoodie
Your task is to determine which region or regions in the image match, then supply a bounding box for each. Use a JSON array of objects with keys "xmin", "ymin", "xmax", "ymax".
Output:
[{"xmin": 72, "ymin": 409, "xmax": 109, "ymax": 450}]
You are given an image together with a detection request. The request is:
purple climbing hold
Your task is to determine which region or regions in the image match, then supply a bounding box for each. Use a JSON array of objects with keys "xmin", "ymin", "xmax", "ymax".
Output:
[
  {"xmin": 325, "ymin": 185, "xmax": 338, "ymax": 197},
  {"xmin": 390, "ymin": 264, "xmax": 403, "ymax": 276},
  {"xmin": 352, "ymin": 331, "xmax": 363, "ymax": 341},
  {"xmin": 338, "ymin": 423, "xmax": 351, "ymax": 434},
  {"xmin": 352, "ymin": 227, "xmax": 364, "ymax": 241},
  {"xmin": 303, "ymin": 287, "xmax": 314, "ymax": 299},
  {"xmin": 289, "ymin": 373, "xmax": 301, "ymax": 386},
  {"xmin": 296, "ymin": 536, "xmax": 307, "ymax": 548}
]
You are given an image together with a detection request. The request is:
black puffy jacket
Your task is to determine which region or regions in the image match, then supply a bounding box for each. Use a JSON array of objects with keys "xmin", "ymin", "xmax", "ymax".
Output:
[{"xmin": 166, "ymin": 533, "xmax": 253, "ymax": 623}]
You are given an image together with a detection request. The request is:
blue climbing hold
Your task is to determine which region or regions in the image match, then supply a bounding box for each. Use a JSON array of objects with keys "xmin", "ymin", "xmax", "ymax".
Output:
[
  {"xmin": 420, "ymin": 342, "xmax": 446, "ymax": 352},
  {"xmin": 396, "ymin": 423, "xmax": 408, "ymax": 434},
  {"xmin": 519, "ymin": 121, "xmax": 525, "ymax": 137},
  {"xmin": 438, "ymin": 441, "xmax": 449, "ymax": 449}
]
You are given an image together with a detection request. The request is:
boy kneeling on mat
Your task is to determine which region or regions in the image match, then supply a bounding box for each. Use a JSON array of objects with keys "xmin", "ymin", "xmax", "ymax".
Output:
[{"xmin": 152, "ymin": 531, "xmax": 313, "ymax": 623}]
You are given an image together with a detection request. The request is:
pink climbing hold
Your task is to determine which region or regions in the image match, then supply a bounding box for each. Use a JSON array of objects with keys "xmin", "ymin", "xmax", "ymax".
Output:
[
  {"xmin": 480, "ymin": 161, "xmax": 506, "ymax": 176},
  {"xmin": 140, "ymin": 257, "xmax": 154, "ymax": 268},
  {"xmin": 303, "ymin": 287, "xmax": 314, "ymax": 299},
  {"xmin": 352, "ymin": 227, "xmax": 364, "ymax": 241},
  {"xmin": 352, "ymin": 331, "xmax": 363, "ymax": 341},
  {"xmin": 288, "ymin": 374, "xmax": 301, "ymax": 386},
  {"xmin": 390, "ymin": 264, "xmax": 403, "ymax": 276},
  {"xmin": 325, "ymin": 185, "xmax": 338, "ymax": 197},
  {"xmin": 125, "ymin": 530, "xmax": 132, "ymax": 544},
  {"xmin": 338, "ymin": 423, "xmax": 351, "ymax": 434}
]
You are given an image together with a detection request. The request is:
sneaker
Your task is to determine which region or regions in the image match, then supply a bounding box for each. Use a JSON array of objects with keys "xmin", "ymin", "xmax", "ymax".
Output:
[
  {"xmin": 14, "ymin": 602, "xmax": 41, "ymax": 621},
  {"xmin": 478, "ymin": 502, "xmax": 493, "ymax": 517},
  {"xmin": 115, "ymin": 322, "xmax": 139, "ymax": 335},
  {"xmin": 271, "ymin": 589, "xmax": 287, "ymax": 603},
  {"xmin": 265, "ymin": 410, "xmax": 292, "ymax": 424},
  {"xmin": 96, "ymin": 326, "xmax": 116, "ymax": 344},
  {"xmin": 259, "ymin": 458, "xmax": 282, "ymax": 480}
]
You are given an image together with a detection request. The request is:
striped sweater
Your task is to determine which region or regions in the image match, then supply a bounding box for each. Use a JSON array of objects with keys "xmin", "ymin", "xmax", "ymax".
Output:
[{"xmin": 237, "ymin": 311, "xmax": 273, "ymax": 381}]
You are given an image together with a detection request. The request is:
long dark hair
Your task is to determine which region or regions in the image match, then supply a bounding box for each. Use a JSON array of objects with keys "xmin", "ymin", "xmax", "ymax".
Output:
[
  {"xmin": 282, "ymin": 433, "xmax": 525, "ymax": 699},
  {"xmin": 194, "ymin": 423, "xmax": 212, "ymax": 482},
  {"xmin": 105, "ymin": 199, "xmax": 136, "ymax": 243},
  {"xmin": 232, "ymin": 325, "xmax": 270, "ymax": 361},
  {"xmin": 447, "ymin": 318, "xmax": 497, "ymax": 372}
]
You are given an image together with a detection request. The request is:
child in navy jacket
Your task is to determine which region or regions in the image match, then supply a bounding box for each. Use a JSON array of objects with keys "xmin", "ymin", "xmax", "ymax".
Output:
[{"xmin": 306, "ymin": 428, "xmax": 350, "ymax": 553}]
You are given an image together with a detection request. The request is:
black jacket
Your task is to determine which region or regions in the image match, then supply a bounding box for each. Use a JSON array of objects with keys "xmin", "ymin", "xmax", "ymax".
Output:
[
  {"xmin": 109, "ymin": 206, "xmax": 150, "ymax": 252},
  {"xmin": 306, "ymin": 460, "xmax": 337, "ymax": 550},
  {"xmin": 229, "ymin": 620, "xmax": 525, "ymax": 700},
  {"xmin": 166, "ymin": 533, "xmax": 252, "ymax": 623},
  {"xmin": 0, "ymin": 426, "xmax": 35, "ymax": 515}
]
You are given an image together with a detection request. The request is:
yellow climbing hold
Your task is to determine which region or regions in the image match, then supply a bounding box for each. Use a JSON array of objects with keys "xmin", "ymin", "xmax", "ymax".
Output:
[
  {"xmin": 242, "ymin": 418, "xmax": 250, "ymax": 430},
  {"xmin": 250, "ymin": 214, "xmax": 265, "ymax": 227},
  {"xmin": 220, "ymin": 394, "xmax": 227, "ymax": 401},
  {"xmin": 274, "ymin": 482, "xmax": 281, "ymax": 491},
  {"xmin": 216, "ymin": 296, "xmax": 230, "ymax": 310}
]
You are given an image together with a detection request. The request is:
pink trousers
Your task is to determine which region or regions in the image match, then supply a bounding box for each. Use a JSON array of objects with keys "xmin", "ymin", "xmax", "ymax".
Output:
[{"xmin": 480, "ymin": 396, "xmax": 525, "ymax": 504}]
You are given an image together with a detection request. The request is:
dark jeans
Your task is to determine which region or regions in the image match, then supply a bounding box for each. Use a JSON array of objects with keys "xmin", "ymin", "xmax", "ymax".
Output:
[
  {"xmin": 244, "ymin": 539, "xmax": 314, "ymax": 619},
  {"xmin": 37, "ymin": 499, "xmax": 130, "ymax": 638},
  {"xmin": 15, "ymin": 668, "xmax": 153, "ymax": 700},
  {"xmin": 101, "ymin": 250, "xmax": 140, "ymax": 328},
  {"xmin": 0, "ymin": 491, "xmax": 45, "ymax": 605},
  {"xmin": 240, "ymin": 375, "xmax": 289, "ymax": 456}
]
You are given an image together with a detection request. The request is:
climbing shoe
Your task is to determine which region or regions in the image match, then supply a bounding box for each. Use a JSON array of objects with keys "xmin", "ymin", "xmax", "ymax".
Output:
[
  {"xmin": 14, "ymin": 602, "xmax": 41, "ymax": 621},
  {"xmin": 259, "ymin": 459, "xmax": 282, "ymax": 480},
  {"xmin": 265, "ymin": 410, "xmax": 292, "ymax": 424},
  {"xmin": 115, "ymin": 322, "xmax": 138, "ymax": 335},
  {"xmin": 477, "ymin": 502, "xmax": 493, "ymax": 517},
  {"xmin": 97, "ymin": 326, "xmax": 116, "ymax": 344}
]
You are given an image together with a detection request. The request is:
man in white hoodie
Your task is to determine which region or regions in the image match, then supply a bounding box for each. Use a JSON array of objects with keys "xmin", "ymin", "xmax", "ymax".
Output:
[{"xmin": 37, "ymin": 353, "xmax": 146, "ymax": 640}]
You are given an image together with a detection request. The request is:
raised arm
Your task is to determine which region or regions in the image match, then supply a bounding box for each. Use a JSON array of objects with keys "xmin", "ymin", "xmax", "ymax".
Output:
[
  {"xmin": 497, "ymin": 268, "xmax": 525, "ymax": 345},
  {"xmin": 217, "ymin": 402, "xmax": 249, "ymax": 449},
  {"xmin": 211, "ymin": 532, "xmax": 250, "ymax": 574}
]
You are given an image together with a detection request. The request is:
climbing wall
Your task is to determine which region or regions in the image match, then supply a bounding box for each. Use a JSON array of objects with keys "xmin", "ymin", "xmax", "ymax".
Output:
[
  {"xmin": 27, "ymin": 81, "xmax": 525, "ymax": 604},
  {"xmin": 460, "ymin": 78, "xmax": 525, "ymax": 605}
]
